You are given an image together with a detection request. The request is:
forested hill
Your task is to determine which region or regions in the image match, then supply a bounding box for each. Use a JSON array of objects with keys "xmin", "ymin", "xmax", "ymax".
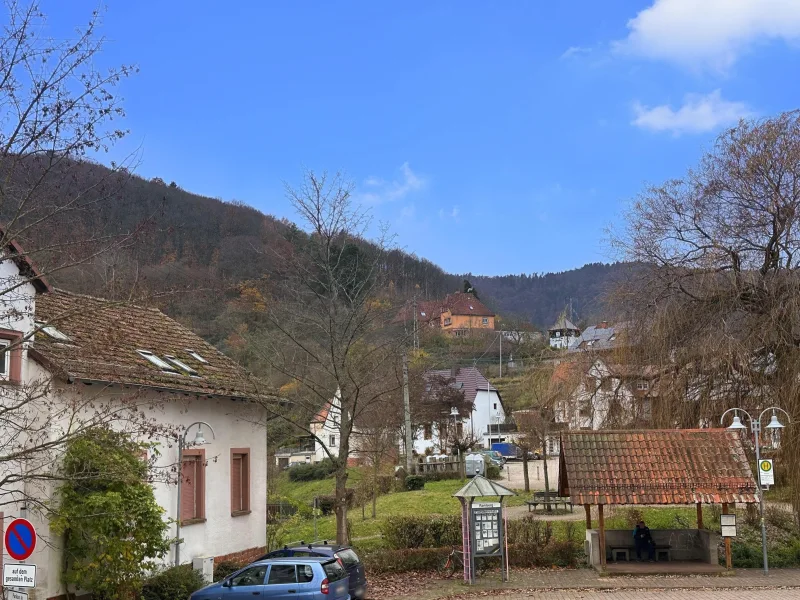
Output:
[
  {"xmin": 27, "ymin": 159, "xmax": 623, "ymax": 343},
  {"xmin": 471, "ymin": 263, "xmax": 636, "ymax": 329}
]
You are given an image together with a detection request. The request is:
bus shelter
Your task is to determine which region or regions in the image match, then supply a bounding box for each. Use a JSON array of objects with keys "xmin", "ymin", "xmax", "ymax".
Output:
[{"xmin": 558, "ymin": 429, "xmax": 759, "ymax": 574}]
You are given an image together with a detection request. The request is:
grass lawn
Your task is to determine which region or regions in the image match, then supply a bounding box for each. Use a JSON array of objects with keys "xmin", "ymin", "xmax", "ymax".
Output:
[{"xmin": 272, "ymin": 474, "xmax": 529, "ymax": 548}]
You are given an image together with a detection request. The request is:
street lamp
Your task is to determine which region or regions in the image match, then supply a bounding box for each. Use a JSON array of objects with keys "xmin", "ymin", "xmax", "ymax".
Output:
[
  {"xmin": 720, "ymin": 406, "xmax": 791, "ymax": 575},
  {"xmin": 175, "ymin": 421, "xmax": 215, "ymax": 566}
]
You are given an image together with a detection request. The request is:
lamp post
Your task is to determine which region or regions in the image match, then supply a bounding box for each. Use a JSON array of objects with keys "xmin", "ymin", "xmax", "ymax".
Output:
[
  {"xmin": 175, "ymin": 421, "xmax": 215, "ymax": 566},
  {"xmin": 450, "ymin": 407, "xmax": 461, "ymax": 478},
  {"xmin": 721, "ymin": 406, "xmax": 791, "ymax": 575}
]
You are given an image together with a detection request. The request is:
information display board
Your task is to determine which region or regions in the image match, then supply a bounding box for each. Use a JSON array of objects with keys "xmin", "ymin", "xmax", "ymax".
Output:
[{"xmin": 471, "ymin": 502, "xmax": 503, "ymax": 557}]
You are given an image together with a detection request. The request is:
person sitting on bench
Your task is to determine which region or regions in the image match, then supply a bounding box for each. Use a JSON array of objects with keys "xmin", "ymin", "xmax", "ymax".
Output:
[{"xmin": 633, "ymin": 520, "xmax": 655, "ymax": 561}]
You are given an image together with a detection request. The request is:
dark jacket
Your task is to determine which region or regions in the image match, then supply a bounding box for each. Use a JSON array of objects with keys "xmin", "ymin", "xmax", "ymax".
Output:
[{"xmin": 633, "ymin": 525, "xmax": 653, "ymax": 543}]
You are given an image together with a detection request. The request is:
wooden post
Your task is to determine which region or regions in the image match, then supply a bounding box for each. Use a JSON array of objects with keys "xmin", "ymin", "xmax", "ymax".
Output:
[
  {"xmin": 722, "ymin": 503, "xmax": 732, "ymax": 570},
  {"xmin": 598, "ymin": 503, "xmax": 606, "ymax": 566},
  {"xmin": 696, "ymin": 502, "xmax": 704, "ymax": 529},
  {"xmin": 584, "ymin": 504, "xmax": 592, "ymax": 529}
]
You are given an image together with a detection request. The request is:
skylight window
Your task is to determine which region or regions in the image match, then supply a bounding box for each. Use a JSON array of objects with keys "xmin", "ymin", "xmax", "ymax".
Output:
[
  {"xmin": 165, "ymin": 355, "xmax": 200, "ymax": 377},
  {"xmin": 185, "ymin": 349, "xmax": 208, "ymax": 364},
  {"xmin": 35, "ymin": 321, "xmax": 71, "ymax": 342},
  {"xmin": 469, "ymin": 305, "xmax": 474, "ymax": 310},
  {"xmin": 137, "ymin": 350, "xmax": 179, "ymax": 373},
  {"xmin": 420, "ymin": 311, "xmax": 426, "ymax": 317}
]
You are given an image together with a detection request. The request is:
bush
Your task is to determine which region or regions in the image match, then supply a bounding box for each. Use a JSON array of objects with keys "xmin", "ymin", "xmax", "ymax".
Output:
[
  {"xmin": 486, "ymin": 463, "xmax": 501, "ymax": 479},
  {"xmin": 288, "ymin": 459, "xmax": 336, "ymax": 482},
  {"xmin": 213, "ymin": 561, "xmax": 244, "ymax": 582},
  {"xmin": 508, "ymin": 540, "xmax": 582, "ymax": 568},
  {"xmin": 381, "ymin": 515, "xmax": 461, "ymax": 549},
  {"xmin": 362, "ymin": 547, "xmax": 446, "ymax": 574},
  {"xmin": 317, "ymin": 489, "xmax": 355, "ymax": 515},
  {"xmin": 507, "ymin": 515, "xmax": 553, "ymax": 546},
  {"xmin": 419, "ymin": 471, "xmax": 461, "ymax": 482},
  {"xmin": 376, "ymin": 475, "xmax": 394, "ymax": 494},
  {"xmin": 405, "ymin": 475, "xmax": 425, "ymax": 491},
  {"xmin": 142, "ymin": 565, "xmax": 206, "ymax": 600}
]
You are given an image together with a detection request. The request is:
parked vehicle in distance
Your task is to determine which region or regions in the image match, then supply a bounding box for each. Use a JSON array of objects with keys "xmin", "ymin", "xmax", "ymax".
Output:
[
  {"xmin": 189, "ymin": 557, "xmax": 349, "ymax": 600},
  {"xmin": 479, "ymin": 449, "xmax": 505, "ymax": 468},
  {"xmin": 491, "ymin": 442, "xmax": 522, "ymax": 460},
  {"xmin": 257, "ymin": 542, "xmax": 366, "ymax": 600}
]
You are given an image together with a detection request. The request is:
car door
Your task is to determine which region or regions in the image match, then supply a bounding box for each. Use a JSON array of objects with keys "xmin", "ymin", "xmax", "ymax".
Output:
[
  {"xmin": 263, "ymin": 563, "xmax": 300, "ymax": 600},
  {"xmin": 225, "ymin": 565, "xmax": 268, "ymax": 600}
]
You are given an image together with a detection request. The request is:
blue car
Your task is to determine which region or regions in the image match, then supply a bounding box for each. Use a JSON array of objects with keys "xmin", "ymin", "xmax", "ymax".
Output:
[
  {"xmin": 190, "ymin": 557, "xmax": 350, "ymax": 600},
  {"xmin": 257, "ymin": 543, "xmax": 367, "ymax": 600}
]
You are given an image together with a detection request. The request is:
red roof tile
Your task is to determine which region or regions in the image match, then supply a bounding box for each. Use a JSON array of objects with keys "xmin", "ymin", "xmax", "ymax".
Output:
[
  {"xmin": 558, "ymin": 429, "xmax": 758, "ymax": 505},
  {"xmin": 442, "ymin": 293, "xmax": 494, "ymax": 317}
]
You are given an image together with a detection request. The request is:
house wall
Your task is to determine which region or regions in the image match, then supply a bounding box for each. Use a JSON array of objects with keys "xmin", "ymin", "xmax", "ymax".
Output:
[
  {"xmin": 555, "ymin": 359, "xmax": 634, "ymax": 430},
  {"xmin": 0, "ymin": 258, "xmax": 37, "ymax": 333},
  {"xmin": 441, "ymin": 312, "xmax": 495, "ymax": 331},
  {"xmin": 18, "ymin": 364, "xmax": 267, "ymax": 600}
]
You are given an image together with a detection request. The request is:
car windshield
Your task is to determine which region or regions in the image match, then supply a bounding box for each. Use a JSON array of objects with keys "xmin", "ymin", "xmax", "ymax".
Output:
[
  {"xmin": 335, "ymin": 548, "xmax": 360, "ymax": 568},
  {"xmin": 322, "ymin": 560, "xmax": 347, "ymax": 581}
]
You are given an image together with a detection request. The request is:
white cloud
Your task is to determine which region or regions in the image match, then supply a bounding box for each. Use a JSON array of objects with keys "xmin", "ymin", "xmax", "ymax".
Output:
[
  {"xmin": 438, "ymin": 206, "xmax": 460, "ymax": 221},
  {"xmin": 631, "ymin": 90, "xmax": 752, "ymax": 135},
  {"xmin": 561, "ymin": 46, "xmax": 592, "ymax": 60},
  {"xmin": 359, "ymin": 162, "xmax": 425, "ymax": 204},
  {"xmin": 615, "ymin": 0, "xmax": 800, "ymax": 71}
]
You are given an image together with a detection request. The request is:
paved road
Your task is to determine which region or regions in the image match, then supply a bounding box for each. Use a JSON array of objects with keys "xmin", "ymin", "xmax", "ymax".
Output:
[{"xmin": 450, "ymin": 591, "xmax": 800, "ymax": 600}]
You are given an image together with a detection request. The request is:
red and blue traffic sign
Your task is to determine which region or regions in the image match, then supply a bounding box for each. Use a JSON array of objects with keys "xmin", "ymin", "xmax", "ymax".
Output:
[{"xmin": 5, "ymin": 518, "xmax": 36, "ymax": 561}]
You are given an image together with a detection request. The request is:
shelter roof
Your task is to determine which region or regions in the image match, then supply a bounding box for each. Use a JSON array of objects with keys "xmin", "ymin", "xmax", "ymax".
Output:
[
  {"xmin": 453, "ymin": 474, "xmax": 516, "ymax": 498},
  {"xmin": 558, "ymin": 429, "xmax": 758, "ymax": 505}
]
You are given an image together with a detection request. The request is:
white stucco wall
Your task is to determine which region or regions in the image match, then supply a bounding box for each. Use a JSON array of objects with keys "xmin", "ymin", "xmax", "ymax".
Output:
[
  {"xmin": 0, "ymin": 258, "xmax": 37, "ymax": 334},
  {"xmin": 14, "ymin": 363, "xmax": 267, "ymax": 600}
]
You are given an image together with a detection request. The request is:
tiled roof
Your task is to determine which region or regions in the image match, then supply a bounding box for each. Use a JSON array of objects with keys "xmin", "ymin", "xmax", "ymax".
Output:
[
  {"xmin": 568, "ymin": 322, "xmax": 628, "ymax": 353},
  {"xmin": 427, "ymin": 366, "xmax": 499, "ymax": 409},
  {"xmin": 32, "ymin": 289, "xmax": 260, "ymax": 399},
  {"xmin": 392, "ymin": 300, "xmax": 443, "ymax": 325},
  {"xmin": 558, "ymin": 429, "xmax": 759, "ymax": 505},
  {"xmin": 550, "ymin": 313, "xmax": 579, "ymax": 333},
  {"xmin": 442, "ymin": 293, "xmax": 494, "ymax": 317}
]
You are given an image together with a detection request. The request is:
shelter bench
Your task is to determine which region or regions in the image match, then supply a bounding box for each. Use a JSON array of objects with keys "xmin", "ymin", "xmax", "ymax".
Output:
[
  {"xmin": 526, "ymin": 492, "xmax": 573, "ymax": 512},
  {"xmin": 609, "ymin": 544, "xmax": 672, "ymax": 562}
]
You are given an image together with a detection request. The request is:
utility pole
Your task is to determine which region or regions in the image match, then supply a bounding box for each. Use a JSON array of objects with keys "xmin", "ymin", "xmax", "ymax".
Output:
[
  {"xmin": 499, "ymin": 332, "xmax": 502, "ymax": 378},
  {"xmin": 403, "ymin": 353, "xmax": 414, "ymax": 473},
  {"xmin": 412, "ymin": 295, "xmax": 419, "ymax": 350}
]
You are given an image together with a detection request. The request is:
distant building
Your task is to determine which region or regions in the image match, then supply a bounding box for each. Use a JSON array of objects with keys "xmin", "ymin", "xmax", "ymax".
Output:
[
  {"xmin": 548, "ymin": 312, "xmax": 581, "ymax": 349},
  {"xmin": 567, "ymin": 321, "xmax": 623, "ymax": 352},
  {"xmin": 394, "ymin": 292, "xmax": 496, "ymax": 337}
]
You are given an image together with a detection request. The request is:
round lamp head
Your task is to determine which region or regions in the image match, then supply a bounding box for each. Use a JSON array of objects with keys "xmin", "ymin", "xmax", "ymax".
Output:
[
  {"xmin": 192, "ymin": 426, "xmax": 208, "ymax": 445},
  {"xmin": 728, "ymin": 415, "xmax": 747, "ymax": 430},
  {"xmin": 766, "ymin": 414, "xmax": 785, "ymax": 430}
]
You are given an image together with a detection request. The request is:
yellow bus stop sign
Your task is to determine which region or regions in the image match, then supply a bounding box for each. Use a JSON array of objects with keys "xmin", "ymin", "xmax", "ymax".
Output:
[{"xmin": 759, "ymin": 459, "xmax": 774, "ymax": 486}]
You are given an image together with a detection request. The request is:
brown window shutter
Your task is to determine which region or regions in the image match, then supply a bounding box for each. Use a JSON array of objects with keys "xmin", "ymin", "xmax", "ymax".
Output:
[
  {"xmin": 232, "ymin": 455, "xmax": 243, "ymax": 512},
  {"xmin": 181, "ymin": 457, "xmax": 197, "ymax": 520}
]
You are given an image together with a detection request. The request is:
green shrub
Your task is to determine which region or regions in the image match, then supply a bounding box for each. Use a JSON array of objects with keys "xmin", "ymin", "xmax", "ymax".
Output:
[
  {"xmin": 486, "ymin": 463, "xmax": 501, "ymax": 479},
  {"xmin": 213, "ymin": 561, "xmax": 245, "ymax": 582},
  {"xmin": 288, "ymin": 459, "xmax": 336, "ymax": 482},
  {"xmin": 508, "ymin": 540, "xmax": 582, "ymax": 568},
  {"xmin": 405, "ymin": 475, "xmax": 425, "ymax": 491},
  {"xmin": 765, "ymin": 507, "xmax": 795, "ymax": 533},
  {"xmin": 507, "ymin": 515, "xmax": 553, "ymax": 546},
  {"xmin": 141, "ymin": 565, "xmax": 206, "ymax": 600},
  {"xmin": 362, "ymin": 547, "xmax": 446, "ymax": 574},
  {"xmin": 419, "ymin": 471, "xmax": 461, "ymax": 482},
  {"xmin": 381, "ymin": 515, "xmax": 461, "ymax": 549},
  {"xmin": 317, "ymin": 489, "xmax": 355, "ymax": 515}
]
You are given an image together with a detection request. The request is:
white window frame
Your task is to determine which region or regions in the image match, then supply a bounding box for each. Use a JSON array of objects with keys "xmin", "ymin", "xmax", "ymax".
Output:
[
  {"xmin": 164, "ymin": 355, "xmax": 200, "ymax": 376},
  {"xmin": 636, "ymin": 381, "xmax": 649, "ymax": 391},
  {"xmin": 0, "ymin": 339, "xmax": 9, "ymax": 379},
  {"xmin": 185, "ymin": 349, "xmax": 209, "ymax": 364},
  {"xmin": 137, "ymin": 350, "xmax": 179, "ymax": 373},
  {"xmin": 329, "ymin": 435, "xmax": 336, "ymax": 447},
  {"xmin": 482, "ymin": 317, "xmax": 489, "ymax": 325}
]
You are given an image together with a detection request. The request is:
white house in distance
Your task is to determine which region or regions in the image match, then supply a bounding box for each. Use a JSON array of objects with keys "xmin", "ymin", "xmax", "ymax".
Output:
[
  {"xmin": 0, "ymin": 238, "xmax": 267, "ymax": 600},
  {"xmin": 415, "ymin": 367, "xmax": 507, "ymax": 454},
  {"xmin": 311, "ymin": 391, "xmax": 343, "ymax": 463},
  {"xmin": 548, "ymin": 312, "xmax": 581, "ymax": 349}
]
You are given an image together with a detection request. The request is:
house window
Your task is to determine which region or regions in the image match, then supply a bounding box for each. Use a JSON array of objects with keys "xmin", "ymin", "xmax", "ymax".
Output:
[
  {"xmin": 0, "ymin": 330, "xmax": 23, "ymax": 382},
  {"xmin": 181, "ymin": 449, "xmax": 206, "ymax": 522},
  {"xmin": 601, "ymin": 378, "xmax": 612, "ymax": 391},
  {"xmin": 329, "ymin": 435, "xmax": 336, "ymax": 447},
  {"xmin": 231, "ymin": 448, "xmax": 250, "ymax": 515},
  {"xmin": 482, "ymin": 317, "xmax": 489, "ymax": 325},
  {"xmin": 493, "ymin": 403, "xmax": 497, "ymax": 410},
  {"xmin": 137, "ymin": 350, "xmax": 179, "ymax": 373},
  {"xmin": 444, "ymin": 317, "xmax": 452, "ymax": 326},
  {"xmin": 165, "ymin": 355, "xmax": 200, "ymax": 376},
  {"xmin": 636, "ymin": 381, "xmax": 649, "ymax": 391},
  {"xmin": 423, "ymin": 424, "xmax": 432, "ymax": 440},
  {"xmin": 185, "ymin": 349, "xmax": 209, "ymax": 364}
]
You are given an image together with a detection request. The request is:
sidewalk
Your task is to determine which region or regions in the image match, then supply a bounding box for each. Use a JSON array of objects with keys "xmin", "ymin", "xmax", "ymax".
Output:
[{"xmin": 372, "ymin": 568, "xmax": 800, "ymax": 600}]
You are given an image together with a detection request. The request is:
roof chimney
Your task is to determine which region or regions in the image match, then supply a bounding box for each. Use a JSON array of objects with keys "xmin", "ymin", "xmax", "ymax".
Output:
[{"xmin": 450, "ymin": 365, "xmax": 459, "ymax": 378}]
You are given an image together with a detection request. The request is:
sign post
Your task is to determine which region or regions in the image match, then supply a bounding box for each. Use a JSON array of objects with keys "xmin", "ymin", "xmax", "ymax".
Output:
[
  {"xmin": 3, "ymin": 518, "xmax": 37, "ymax": 595},
  {"xmin": 759, "ymin": 459, "xmax": 774, "ymax": 487}
]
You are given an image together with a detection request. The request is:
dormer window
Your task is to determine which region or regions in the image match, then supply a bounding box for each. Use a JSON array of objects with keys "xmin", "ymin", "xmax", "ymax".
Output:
[
  {"xmin": 469, "ymin": 305, "xmax": 474, "ymax": 310},
  {"xmin": 185, "ymin": 349, "xmax": 208, "ymax": 364},
  {"xmin": 0, "ymin": 340, "xmax": 9, "ymax": 377},
  {"xmin": 164, "ymin": 355, "xmax": 200, "ymax": 377},
  {"xmin": 35, "ymin": 321, "xmax": 71, "ymax": 342},
  {"xmin": 137, "ymin": 350, "xmax": 179, "ymax": 373},
  {"xmin": 420, "ymin": 311, "xmax": 426, "ymax": 317}
]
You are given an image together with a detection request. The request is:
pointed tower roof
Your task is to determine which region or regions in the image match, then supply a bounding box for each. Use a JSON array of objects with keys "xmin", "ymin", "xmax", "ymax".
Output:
[{"xmin": 549, "ymin": 309, "xmax": 579, "ymax": 333}]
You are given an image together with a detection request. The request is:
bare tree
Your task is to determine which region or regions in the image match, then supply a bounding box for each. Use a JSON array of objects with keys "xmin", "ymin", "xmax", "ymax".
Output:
[
  {"xmin": 610, "ymin": 111, "xmax": 800, "ymax": 519},
  {"xmin": 254, "ymin": 170, "xmax": 407, "ymax": 543}
]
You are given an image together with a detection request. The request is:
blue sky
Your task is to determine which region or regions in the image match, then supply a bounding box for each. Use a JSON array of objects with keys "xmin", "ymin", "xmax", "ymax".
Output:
[{"xmin": 41, "ymin": 1, "xmax": 800, "ymax": 275}]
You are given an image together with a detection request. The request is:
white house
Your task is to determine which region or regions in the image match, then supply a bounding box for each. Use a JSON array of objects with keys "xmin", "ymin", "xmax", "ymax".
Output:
[
  {"xmin": 311, "ymin": 391, "xmax": 343, "ymax": 463},
  {"xmin": 548, "ymin": 313, "xmax": 581, "ymax": 350},
  {"xmin": 415, "ymin": 367, "xmax": 508, "ymax": 453},
  {"xmin": 0, "ymin": 242, "xmax": 267, "ymax": 600}
]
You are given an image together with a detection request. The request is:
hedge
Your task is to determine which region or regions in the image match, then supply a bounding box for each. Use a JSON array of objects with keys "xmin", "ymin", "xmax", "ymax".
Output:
[
  {"xmin": 404, "ymin": 475, "xmax": 425, "ymax": 491},
  {"xmin": 141, "ymin": 565, "xmax": 206, "ymax": 600},
  {"xmin": 381, "ymin": 515, "xmax": 461, "ymax": 549},
  {"xmin": 288, "ymin": 459, "xmax": 336, "ymax": 482},
  {"xmin": 362, "ymin": 547, "xmax": 445, "ymax": 574}
]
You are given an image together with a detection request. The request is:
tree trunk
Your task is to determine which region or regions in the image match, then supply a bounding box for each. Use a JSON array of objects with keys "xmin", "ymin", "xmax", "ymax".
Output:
[
  {"xmin": 542, "ymin": 451, "xmax": 552, "ymax": 512},
  {"xmin": 334, "ymin": 460, "xmax": 349, "ymax": 544},
  {"xmin": 522, "ymin": 450, "xmax": 530, "ymax": 493},
  {"xmin": 372, "ymin": 460, "xmax": 378, "ymax": 519}
]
